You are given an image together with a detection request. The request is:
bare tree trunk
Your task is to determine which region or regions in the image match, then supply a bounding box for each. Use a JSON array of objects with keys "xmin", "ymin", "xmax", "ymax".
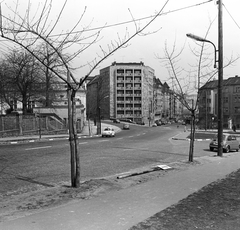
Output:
[
  {"xmin": 71, "ymin": 90, "xmax": 80, "ymax": 188},
  {"xmin": 189, "ymin": 110, "xmax": 196, "ymax": 162},
  {"xmin": 45, "ymin": 66, "xmax": 50, "ymax": 107},
  {"xmin": 67, "ymin": 73, "xmax": 76, "ymax": 187}
]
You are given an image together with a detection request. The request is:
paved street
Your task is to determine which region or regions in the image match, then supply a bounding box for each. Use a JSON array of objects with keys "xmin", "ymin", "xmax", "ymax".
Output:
[{"xmin": 0, "ymin": 123, "xmax": 214, "ymax": 195}]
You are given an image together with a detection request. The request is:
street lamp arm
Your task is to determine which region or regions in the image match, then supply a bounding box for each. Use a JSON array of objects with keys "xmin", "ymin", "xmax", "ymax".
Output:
[{"xmin": 186, "ymin": 33, "xmax": 217, "ymax": 68}]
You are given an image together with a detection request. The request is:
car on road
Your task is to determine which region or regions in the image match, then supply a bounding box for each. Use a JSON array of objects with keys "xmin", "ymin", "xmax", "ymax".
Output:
[
  {"xmin": 155, "ymin": 120, "xmax": 162, "ymax": 126},
  {"xmin": 120, "ymin": 118, "xmax": 133, "ymax": 123},
  {"xmin": 122, "ymin": 124, "xmax": 130, "ymax": 130},
  {"xmin": 112, "ymin": 118, "xmax": 120, "ymax": 123},
  {"xmin": 102, "ymin": 127, "xmax": 115, "ymax": 137},
  {"xmin": 209, "ymin": 133, "xmax": 240, "ymax": 153}
]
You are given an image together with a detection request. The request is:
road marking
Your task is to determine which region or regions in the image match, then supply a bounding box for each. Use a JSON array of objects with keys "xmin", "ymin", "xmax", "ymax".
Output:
[
  {"xmin": 79, "ymin": 142, "xmax": 88, "ymax": 145},
  {"xmin": 98, "ymin": 140, "xmax": 109, "ymax": 142},
  {"xmin": 128, "ymin": 136, "xmax": 134, "ymax": 138},
  {"xmin": 116, "ymin": 138, "xmax": 123, "ymax": 140},
  {"xmin": 25, "ymin": 146, "xmax": 52, "ymax": 151}
]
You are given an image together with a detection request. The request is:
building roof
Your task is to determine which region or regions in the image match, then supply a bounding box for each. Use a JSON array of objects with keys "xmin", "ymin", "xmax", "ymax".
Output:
[
  {"xmin": 200, "ymin": 75, "xmax": 240, "ymax": 90},
  {"xmin": 111, "ymin": 61, "xmax": 144, "ymax": 66}
]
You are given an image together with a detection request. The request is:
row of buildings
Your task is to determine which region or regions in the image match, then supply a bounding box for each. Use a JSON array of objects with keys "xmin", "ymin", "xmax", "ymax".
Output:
[
  {"xmin": 198, "ymin": 75, "xmax": 240, "ymax": 129},
  {"xmin": 1, "ymin": 61, "xmax": 239, "ymax": 130}
]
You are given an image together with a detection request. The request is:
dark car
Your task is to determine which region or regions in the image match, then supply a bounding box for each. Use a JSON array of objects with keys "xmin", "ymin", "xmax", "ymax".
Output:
[
  {"xmin": 155, "ymin": 120, "xmax": 162, "ymax": 126},
  {"xmin": 113, "ymin": 118, "xmax": 120, "ymax": 123}
]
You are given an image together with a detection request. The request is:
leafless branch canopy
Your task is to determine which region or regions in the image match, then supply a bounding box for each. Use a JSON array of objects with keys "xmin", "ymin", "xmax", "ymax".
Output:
[{"xmin": 0, "ymin": 0, "xmax": 170, "ymax": 91}]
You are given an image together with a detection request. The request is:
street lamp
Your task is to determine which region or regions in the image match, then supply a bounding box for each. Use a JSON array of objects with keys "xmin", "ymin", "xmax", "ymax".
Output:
[
  {"xmin": 186, "ymin": 33, "xmax": 223, "ymax": 157},
  {"xmin": 186, "ymin": 34, "xmax": 217, "ymax": 68}
]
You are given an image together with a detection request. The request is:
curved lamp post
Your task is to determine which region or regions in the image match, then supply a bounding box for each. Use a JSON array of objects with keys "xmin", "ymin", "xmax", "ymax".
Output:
[
  {"xmin": 186, "ymin": 33, "xmax": 223, "ymax": 157},
  {"xmin": 186, "ymin": 34, "xmax": 217, "ymax": 68}
]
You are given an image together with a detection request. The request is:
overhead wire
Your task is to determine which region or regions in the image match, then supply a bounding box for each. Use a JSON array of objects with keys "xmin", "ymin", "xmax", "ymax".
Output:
[
  {"xmin": 223, "ymin": 3, "xmax": 240, "ymax": 30},
  {"xmin": 47, "ymin": 0, "xmax": 214, "ymax": 37},
  {"xmin": 0, "ymin": 0, "xmax": 213, "ymax": 41}
]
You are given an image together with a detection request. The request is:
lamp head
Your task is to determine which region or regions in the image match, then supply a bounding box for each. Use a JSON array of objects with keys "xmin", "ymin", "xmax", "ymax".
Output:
[{"xmin": 186, "ymin": 33, "xmax": 207, "ymax": 42}]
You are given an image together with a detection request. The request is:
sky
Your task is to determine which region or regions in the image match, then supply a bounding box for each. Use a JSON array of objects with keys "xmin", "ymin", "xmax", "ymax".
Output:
[{"xmin": 1, "ymin": 0, "xmax": 240, "ymax": 86}]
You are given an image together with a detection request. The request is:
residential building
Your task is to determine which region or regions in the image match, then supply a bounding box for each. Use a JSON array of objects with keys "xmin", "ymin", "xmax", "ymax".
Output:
[
  {"xmin": 199, "ymin": 75, "xmax": 240, "ymax": 129},
  {"xmin": 86, "ymin": 62, "xmax": 155, "ymax": 125}
]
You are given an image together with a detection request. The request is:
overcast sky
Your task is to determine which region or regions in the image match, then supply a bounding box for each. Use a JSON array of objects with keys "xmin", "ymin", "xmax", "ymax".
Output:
[{"xmin": 1, "ymin": 0, "xmax": 240, "ymax": 84}]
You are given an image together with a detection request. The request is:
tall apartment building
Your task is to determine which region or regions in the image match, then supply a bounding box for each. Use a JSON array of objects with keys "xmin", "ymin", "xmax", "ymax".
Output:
[{"xmin": 87, "ymin": 62, "xmax": 155, "ymax": 125}]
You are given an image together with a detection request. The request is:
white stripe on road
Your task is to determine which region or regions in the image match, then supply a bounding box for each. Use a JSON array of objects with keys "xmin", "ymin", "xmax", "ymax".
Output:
[
  {"xmin": 79, "ymin": 142, "xmax": 88, "ymax": 145},
  {"xmin": 25, "ymin": 146, "xmax": 52, "ymax": 151}
]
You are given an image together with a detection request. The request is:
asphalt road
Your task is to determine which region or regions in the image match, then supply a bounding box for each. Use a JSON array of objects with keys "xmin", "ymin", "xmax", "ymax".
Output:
[{"xmin": 0, "ymin": 124, "xmax": 213, "ymax": 195}]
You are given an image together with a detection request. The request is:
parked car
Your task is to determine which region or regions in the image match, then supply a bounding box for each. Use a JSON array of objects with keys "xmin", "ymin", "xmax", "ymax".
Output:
[
  {"xmin": 102, "ymin": 127, "xmax": 115, "ymax": 137},
  {"xmin": 112, "ymin": 118, "xmax": 120, "ymax": 123},
  {"xmin": 155, "ymin": 120, "xmax": 162, "ymax": 126},
  {"xmin": 209, "ymin": 133, "xmax": 240, "ymax": 153},
  {"xmin": 122, "ymin": 124, "xmax": 130, "ymax": 130},
  {"xmin": 120, "ymin": 118, "xmax": 133, "ymax": 123}
]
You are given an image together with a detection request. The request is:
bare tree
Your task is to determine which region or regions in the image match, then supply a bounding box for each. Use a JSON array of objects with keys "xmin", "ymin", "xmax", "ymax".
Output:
[
  {"xmin": 157, "ymin": 21, "xmax": 238, "ymax": 162},
  {"xmin": 0, "ymin": 49, "xmax": 45, "ymax": 114},
  {"xmin": 0, "ymin": 0, "xmax": 170, "ymax": 187}
]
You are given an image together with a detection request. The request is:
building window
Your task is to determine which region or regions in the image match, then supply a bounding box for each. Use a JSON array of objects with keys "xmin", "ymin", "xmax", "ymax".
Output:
[
  {"xmin": 223, "ymin": 97, "xmax": 228, "ymax": 103},
  {"xmin": 234, "ymin": 107, "xmax": 240, "ymax": 113},
  {"xmin": 234, "ymin": 87, "xmax": 240, "ymax": 93},
  {"xmin": 223, "ymin": 107, "xmax": 229, "ymax": 113}
]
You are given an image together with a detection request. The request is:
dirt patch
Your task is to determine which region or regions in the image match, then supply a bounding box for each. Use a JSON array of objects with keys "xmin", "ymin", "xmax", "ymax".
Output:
[{"xmin": 0, "ymin": 160, "xmax": 196, "ymax": 222}]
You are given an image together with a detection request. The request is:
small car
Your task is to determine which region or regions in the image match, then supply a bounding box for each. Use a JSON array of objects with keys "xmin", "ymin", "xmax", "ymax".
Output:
[
  {"xmin": 102, "ymin": 127, "xmax": 115, "ymax": 137},
  {"xmin": 209, "ymin": 133, "xmax": 240, "ymax": 153},
  {"xmin": 113, "ymin": 119, "xmax": 120, "ymax": 123},
  {"xmin": 155, "ymin": 120, "xmax": 162, "ymax": 126},
  {"xmin": 122, "ymin": 124, "xmax": 130, "ymax": 130}
]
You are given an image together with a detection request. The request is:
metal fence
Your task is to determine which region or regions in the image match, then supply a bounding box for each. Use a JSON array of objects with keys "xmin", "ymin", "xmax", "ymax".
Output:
[{"xmin": 0, "ymin": 114, "xmax": 77, "ymax": 137}]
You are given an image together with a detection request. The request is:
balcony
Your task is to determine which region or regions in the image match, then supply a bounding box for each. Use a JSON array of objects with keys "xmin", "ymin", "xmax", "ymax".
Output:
[
  {"xmin": 117, "ymin": 72, "xmax": 124, "ymax": 76},
  {"xmin": 134, "ymin": 79, "xmax": 141, "ymax": 83}
]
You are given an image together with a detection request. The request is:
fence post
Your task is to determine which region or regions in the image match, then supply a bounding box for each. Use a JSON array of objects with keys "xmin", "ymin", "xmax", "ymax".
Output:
[
  {"xmin": 18, "ymin": 114, "xmax": 23, "ymax": 135},
  {"xmin": 1, "ymin": 116, "xmax": 4, "ymax": 131}
]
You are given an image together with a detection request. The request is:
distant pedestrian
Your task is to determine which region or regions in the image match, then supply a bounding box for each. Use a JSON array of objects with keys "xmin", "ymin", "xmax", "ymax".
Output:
[
  {"xmin": 184, "ymin": 125, "xmax": 187, "ymax": 132},
  {"xmin": 232, "ymin": 125, "xmax": 236, "ymax": 132}
]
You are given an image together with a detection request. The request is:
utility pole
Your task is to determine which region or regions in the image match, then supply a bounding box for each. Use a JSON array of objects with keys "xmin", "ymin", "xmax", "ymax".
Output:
[{"xmin": 217, "ymin": 0, "xmax": 223, "ymax": 157}]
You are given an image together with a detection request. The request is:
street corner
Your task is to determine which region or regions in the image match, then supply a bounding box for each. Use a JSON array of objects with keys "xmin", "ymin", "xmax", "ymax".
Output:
[{"xmin": 171, "ymin": 132, "xmax": 190, "ymax": 141}]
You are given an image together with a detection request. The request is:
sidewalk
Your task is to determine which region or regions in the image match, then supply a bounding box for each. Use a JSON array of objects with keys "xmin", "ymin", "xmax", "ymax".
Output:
[
  {"xmin": 0, "ymin": 131, "xmax": 240, "ymax": 229},
  {"xmin": 0, "ymin": 121, "xmax": 121, "ymax": 144}
]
